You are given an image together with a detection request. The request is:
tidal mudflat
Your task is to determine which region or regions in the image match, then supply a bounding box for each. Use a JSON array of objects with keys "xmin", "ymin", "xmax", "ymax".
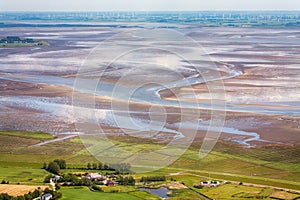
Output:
[{"xmin": 0, "ymin": 24, "xmax": 299, "ymax": 148}]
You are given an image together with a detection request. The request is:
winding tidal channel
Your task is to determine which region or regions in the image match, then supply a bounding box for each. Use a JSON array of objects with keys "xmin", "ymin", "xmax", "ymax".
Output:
[{"xmin": 1, "ymin": 62, "xmax": 297, "ymax": 146}]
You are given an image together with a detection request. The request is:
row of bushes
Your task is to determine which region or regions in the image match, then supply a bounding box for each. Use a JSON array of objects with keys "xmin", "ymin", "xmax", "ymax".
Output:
[
  {"xmin": 90, "ymin": 185, "xmax": 103, "ymax": 192},
  {"xmin": 43, "ymin": 160, "xmax": 132, "ymax": 175},
  {"xmin": 85, "ymin": 163, "xmax": 132, "ymax": 174},
  {"xmin": 118, "ymin": 176, "xmax": 135, "ymax": 186},
  {"xmin": 140, "ymin": 176, "xmax": 166, "ymax": 182},
  {"xmin": 0, "ymin": 180, "xmax": 9, "ymax": 184},
  {"xmin": 0, "ymin": 188, "xmax": 61, "ymax": 200}
]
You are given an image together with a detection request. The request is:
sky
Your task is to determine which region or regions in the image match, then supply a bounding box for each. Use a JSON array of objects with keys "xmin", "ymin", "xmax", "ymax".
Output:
[{"xmin": 0, "ymin": 0, "xmax": 300, "ymax": 12}]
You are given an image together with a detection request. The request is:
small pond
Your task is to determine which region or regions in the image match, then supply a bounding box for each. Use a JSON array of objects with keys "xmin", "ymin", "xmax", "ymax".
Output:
[{"xmin": 139, "ymin": 187, "xmax": 171, "ymax": 199}]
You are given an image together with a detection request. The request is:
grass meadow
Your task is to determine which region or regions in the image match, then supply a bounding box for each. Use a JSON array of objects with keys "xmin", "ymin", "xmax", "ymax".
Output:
[
  {"xmin": 0, "ymin": 131, "xmax": 299, "ymax": 199},
  {"xmin": 60, "ymin": 187, "xmax": 140, "ymax": 200}
]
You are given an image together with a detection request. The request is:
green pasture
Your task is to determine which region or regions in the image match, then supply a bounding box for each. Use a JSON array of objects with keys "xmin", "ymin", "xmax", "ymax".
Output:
[
  {"xmin": 60, "ymin": 187, "xmax": 141, "ymax": 200},
  {"xmin": 0, "ymin": 131, "xmax": 299, "ymax": 193}
]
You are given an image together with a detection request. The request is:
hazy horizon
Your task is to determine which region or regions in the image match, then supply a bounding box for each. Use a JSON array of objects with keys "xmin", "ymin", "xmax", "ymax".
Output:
[
  {"xmin": 0, "ymin": 10, "xmax": 300, "ymax": 13},
  {"xmin": 1, "ymin": 0, "xmax": 300, "ymax": 12}
]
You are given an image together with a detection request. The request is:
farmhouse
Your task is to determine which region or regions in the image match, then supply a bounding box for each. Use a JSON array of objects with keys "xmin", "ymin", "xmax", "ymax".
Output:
[
  {"xmin": 86, "ymin": 173, "xmax": 106, "ymax": 180},
  {"xmin": 52, "ymin": 175, "xmax": 61, "ymax": 182},
  {"xmin": 40, "ymin": 193, "xmax": 52, "ymax": 200}
]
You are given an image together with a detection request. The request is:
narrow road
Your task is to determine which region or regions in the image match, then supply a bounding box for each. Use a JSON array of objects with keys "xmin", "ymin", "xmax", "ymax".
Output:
[
  {"xmin": 50, "ymin": 178, "xmax": 56, "ymax": 191},
  {"xmin": 33, "ymin": 135, "xmax": 77, "ymax": 146}
]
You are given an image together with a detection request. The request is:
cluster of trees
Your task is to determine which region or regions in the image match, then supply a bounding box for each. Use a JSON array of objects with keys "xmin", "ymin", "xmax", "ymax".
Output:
[
  {"xmin": 61, "ymin": 178, "xmax": 92, "ymax": 187},
  {"xmin": 61, "ymin": 175, "xmax": 92, "ymax": 187},
  {"xmin": 0, "ymin": 180, "xmax": 9, "ymax": 184},
  {"xmin": 0, "ymin": 188, "xmax": 61, "ymax": 200},
  {"xmin": 43, "ymin": 159, "xmax": 66, "ymax": 175},
  {"xmin": 117, "ymin": 176, "xmax": 135, "ymax": 186},
  {"xmin": 43, "ymin": 174, "xmax": 54, "ymax": 183},
  {"xmin": 140, "ymin": 176, "xmax": 166, "ymax": 183},
  {"xmin": 59, "ymin": 173, "xmax": 81, "ymax": 183},
  {"xmin": 90, "ymin": 184, "xmax": 103, "ymax": 192}
]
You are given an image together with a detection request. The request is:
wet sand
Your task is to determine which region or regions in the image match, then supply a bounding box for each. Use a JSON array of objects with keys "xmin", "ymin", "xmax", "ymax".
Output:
[{"xmin": 0, "ymin": 25, "xmax": 299, "ymax": 147}]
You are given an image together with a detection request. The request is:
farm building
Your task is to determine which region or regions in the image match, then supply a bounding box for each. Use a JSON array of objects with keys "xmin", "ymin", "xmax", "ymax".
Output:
[
  {"xmin": 104, "ymin": 180, "xmax": 116, "ymax": 186},
  {"xmin": 86, "ymin": 173, "xmax": 106, "ymax": 180},
  {"xmin": 40, "ymin": 193, "xmax": 52, "ymax": 200},
  {"xmin": 200, "ymin": 180, "xmax": 220, "ymax": 187}
]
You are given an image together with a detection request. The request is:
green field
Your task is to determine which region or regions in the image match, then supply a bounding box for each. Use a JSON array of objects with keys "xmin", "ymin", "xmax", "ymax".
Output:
[
  {"xmin": 0, "ymin": 131, "xmax": 299, "ymax": 199},
  {"xmin": 0, "ymin": 167, "xmax": 49, "ymax": 185},
  {"xmin": 199, "ymin": 184, "xmax": 300, "ymax": 200},
  {"xmin": 59, "ymin": 186, "xmax": 207, "ymax": 200},
  {"xmin": 0, "ymin": 131, "xmax": 55, "ymax": 139},
  {"xmin": 60, "ymin": 187, "xmax": 141, "ymax": 200}
]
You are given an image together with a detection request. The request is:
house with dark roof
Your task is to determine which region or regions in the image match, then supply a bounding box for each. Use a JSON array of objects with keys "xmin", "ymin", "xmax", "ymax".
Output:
[
  {"xmin": 105, "ymin": 180, "xmax": 115, "ymax": 186},
  {"xmin": 109, "ymin": 174, "xmax": 117, "ymax": 180}
]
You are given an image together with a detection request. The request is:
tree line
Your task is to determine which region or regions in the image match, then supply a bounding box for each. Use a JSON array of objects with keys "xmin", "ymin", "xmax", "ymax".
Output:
[
  {"xmin": 140, "ymin": 176, "xmax": 166, "ymax": 183},
  {"xmin": 43, "ymin": 159, "xmax": 132, "ymax": 175},
  {"xmin": 86, "ymin": 162, "xmax": 131, "ymax": 174},
  {"xmin": 117, "ymin": 176, "xmax": 135, "ymax": 186}
]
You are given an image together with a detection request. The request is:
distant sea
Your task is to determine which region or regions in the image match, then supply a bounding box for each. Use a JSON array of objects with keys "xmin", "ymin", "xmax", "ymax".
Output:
[{"xmin": 0, "ymin": 11, "xmax": 299, "ymax": 27}]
